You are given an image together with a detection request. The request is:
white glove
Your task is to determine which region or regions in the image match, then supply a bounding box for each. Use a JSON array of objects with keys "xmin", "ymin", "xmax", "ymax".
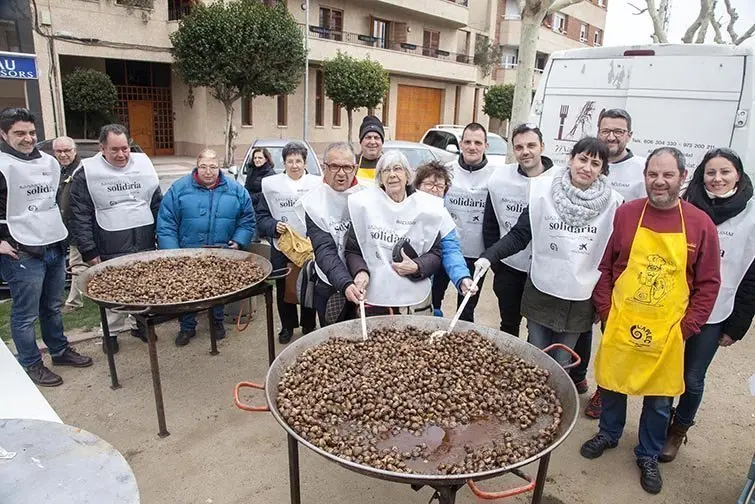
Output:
[{"xmin": 473, "ymin": 257, "xmax": 491, "ymax": 279}]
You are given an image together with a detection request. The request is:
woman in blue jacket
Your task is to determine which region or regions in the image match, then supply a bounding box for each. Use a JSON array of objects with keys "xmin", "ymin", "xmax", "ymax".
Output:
[
  {"xmin": 413, "ymin": 161, "xmax": 478, "ymax": 310},
  {"xmin": 157, "ymin": 149, "xmax": 256, "ymax": 346}
]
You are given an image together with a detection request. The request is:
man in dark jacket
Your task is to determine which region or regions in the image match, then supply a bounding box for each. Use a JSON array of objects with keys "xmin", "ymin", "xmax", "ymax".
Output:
[
  {"xmin": 0, "ymin": 107, "xmax": 92, "ymax": 387},
  {"xmin": 69, "ymin": 124, "xmax": 163, "ymax": 352}
]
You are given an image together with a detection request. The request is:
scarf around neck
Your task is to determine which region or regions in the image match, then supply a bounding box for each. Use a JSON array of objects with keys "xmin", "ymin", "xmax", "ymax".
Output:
[{"xmin": 551, "ymin": 168, "xmax": 613, "ymax": 227}]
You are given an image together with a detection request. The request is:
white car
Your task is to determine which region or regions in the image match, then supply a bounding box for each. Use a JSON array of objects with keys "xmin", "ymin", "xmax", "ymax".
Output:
[
  {"xmin": 356, "ymin": 140, "xmax": 455, "ymax": 186},
  {"xmin": 420, "ymin": 124, "xmax": 508, "ymax": 161}
]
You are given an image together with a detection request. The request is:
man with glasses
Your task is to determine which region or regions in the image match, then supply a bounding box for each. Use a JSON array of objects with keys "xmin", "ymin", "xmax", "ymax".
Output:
[
  {"xmin": 69, "ymin": 124, "xmax": 162, "ymax": 353},
  {"xmin": 0, "ymin": 108, "xmax": 92, "ymax": 387},
  {"xmin": 597, "ymin": 108, "xmax": 646, "ymax": 201},
  {"xmin": 297, "ymin": 142, "xmax": 365, "ymax": 326},
  {"xmin": 52, "ymin": 136, "xmax": 85, "ymax": 312},
  {"xmin": 157, "ymin": 149, "xmax": 255, "ymax": 347},
  {"xmin": 482, "ymin": 124, "xmax": 555, "ymax": 337}
]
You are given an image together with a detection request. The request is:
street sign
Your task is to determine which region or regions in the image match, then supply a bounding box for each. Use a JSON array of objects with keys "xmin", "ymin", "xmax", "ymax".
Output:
[{"xmin": 0, "ymin": 51, "xmax": 38, "ymax": 80}]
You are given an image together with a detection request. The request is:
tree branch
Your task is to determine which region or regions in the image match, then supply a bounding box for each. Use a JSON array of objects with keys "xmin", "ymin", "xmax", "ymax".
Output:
[
  {"xmin": 735, "ymin": 23, "xmax": 755, "ymax": 45},
  {"xmin": 723, "ymin": 0, "xmax": 739, "ymax": 42},
  {"xmin": 628, "ymin": 2, "xmax": 649, "ymax": 15},
  {"xmin": 682, "ymin": 0, "xmax": 712, "ymax": 43},
  {"xmin": 710, "ymin": 14, "xmax": 725, "ymax": 43},
  {"xmin": 642, "ymin": 0, "xmax": 670, "ymax": 43}
]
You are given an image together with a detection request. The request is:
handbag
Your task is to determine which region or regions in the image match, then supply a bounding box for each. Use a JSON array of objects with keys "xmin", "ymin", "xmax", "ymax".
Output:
[
  {"xmin": 296, "ymin": 260, "xmax": 317, "ymax": 310},
  {"xmin": 277, "ymin": 227, "xmax": 314, "ymax": 268}
]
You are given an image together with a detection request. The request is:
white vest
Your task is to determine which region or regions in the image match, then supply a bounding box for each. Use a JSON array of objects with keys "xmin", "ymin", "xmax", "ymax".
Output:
[
  {"xmin": 83, "ymin": 153, "xmax": 159, "ymax": 232},
  {"xmin": 298, "ymin": 183, "xmax": 363, "ymax": 285},
  {"xmin": 708, "ymin": 199, "xmax": 755, "ymax": 324},
  {"xmin": 529, "ymin": 172, "xmax": 622, "ymax": 301},
  {"xmin": 349, "ymin": 188, "xmax": 444, "ymax": 307},
  {"xmin": 0, "ymin": 152, "xmax": 68, "ymax": 246},
  {"xmin": 445, "ymin": 159, "xmax": 496, "ymax": 258},
  {"xmin": 607, "ymin": 153, "xmax": 646, "ymax": 201},
  {"xmin": 262, "ymin": 173, "xmax": 321, "ymax": 250},
  {"xmin": 487, "ymin": 164, "xmax": 555, "ymax": 272}
]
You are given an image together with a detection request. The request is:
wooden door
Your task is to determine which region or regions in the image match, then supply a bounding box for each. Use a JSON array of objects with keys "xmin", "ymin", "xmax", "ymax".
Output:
[
  {"xmin": 128, "ymin": 100, "xmax": 154, "ymax": 155},
  {"xmin": 395, "ymin": 85, "xmax": 442, "ymax": 142}
]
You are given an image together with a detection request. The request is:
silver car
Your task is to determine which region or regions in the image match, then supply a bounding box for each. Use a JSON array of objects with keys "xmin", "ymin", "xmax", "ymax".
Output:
[{"xmin": 229, "ymin": 138, "xmax": 322, "ymax": 186}]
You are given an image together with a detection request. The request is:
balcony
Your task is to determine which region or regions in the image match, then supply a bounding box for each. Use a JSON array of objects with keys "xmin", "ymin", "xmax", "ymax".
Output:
[
  {"xmin": 498, "ymin": 20, "xmax": 585, "ymax": 54},
  {"xmin": 303, "ymin": 24, "xmax": 478, "ymax": 83},
  {"xmin": 371, "ymin": 0, "xmax": 469, "ymax": 28}
]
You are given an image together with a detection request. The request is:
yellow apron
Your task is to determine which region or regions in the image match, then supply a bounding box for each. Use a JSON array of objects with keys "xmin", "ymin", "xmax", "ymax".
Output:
[
  {"xmin": 356, "ymin": 155, "xmax": 377, "ymax": 181},
  {"xmin": 595, "ymin": 202, "xmax": 688, "ymax": 396}
]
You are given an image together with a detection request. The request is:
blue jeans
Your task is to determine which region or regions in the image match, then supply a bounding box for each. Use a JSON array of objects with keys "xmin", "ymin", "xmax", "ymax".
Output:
[
  {"xmin": 0, "ymin": 247, "xmax": 69, "ymax": 368},
  {"xmin": 599, "ymin": 388, "xmax": 673, "ymax": 460},
  {"xmin": 674, "ymin": 323, "xmax": 722, "ymax": 426},
  {"xmin": 179, "ymin": 305, "xmax": 225, "ymax": 332},
  {"xmin": 526, "ymin": 320, "xmax": 581, "ymax": 367}
]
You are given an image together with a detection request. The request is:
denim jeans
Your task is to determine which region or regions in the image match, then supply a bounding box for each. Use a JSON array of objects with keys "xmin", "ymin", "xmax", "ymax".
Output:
[
  {"xmin": 599, "ymin": 388, "xmax": 673, "ymax": 460},
  {"xmin": 0, "ymin": 247, "xmax": 69, "ymax": 368},
  {"xmin": 570, "ymin": 329, "xmax": 593, "ymax": 383},
  {"xmin": 526, "ymin": 320, "xmax": 581, "ymax": 367},
  {"xmin": 180, "ymin": 305, "xmax": 225, "ymax": 332},
  {"xmin": 674, "ymin": 323, "xmax": 722, "ymax": 426}
]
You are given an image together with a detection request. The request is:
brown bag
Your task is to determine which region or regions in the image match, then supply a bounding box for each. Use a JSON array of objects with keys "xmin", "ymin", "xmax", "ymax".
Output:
[{"xmin": 283, "ymin": 262, "xmax": 301, "ymax": 304}]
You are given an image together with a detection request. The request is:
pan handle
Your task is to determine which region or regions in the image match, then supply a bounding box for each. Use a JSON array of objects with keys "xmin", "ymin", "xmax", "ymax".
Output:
[
  {"xmin": 233, "ymin": 381, "xmax": 270, "ymax": 412},
  {"xmin": 542, "ymin": 343, "xmax": 582, "ymax": 370},
  {"xmin": 467, "ymin": 468, "xmax": 535, "ymax": 500},
  {"xmin": 268, "ymin": 267, "xmax": 292, "ymax": 281},
  {"xmin": 110, "ymin": 305, "xmax": 152, "ymax": 316}
]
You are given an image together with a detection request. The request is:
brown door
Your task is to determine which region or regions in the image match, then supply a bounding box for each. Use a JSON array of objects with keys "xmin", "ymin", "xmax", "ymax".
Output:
[
  {"xmin": 395, "ymin": 85, "xmax": 442, "ymax": 142},
  {"xmin": 128, "ymin": 101, "xmax": 154, "ymax": 155}
]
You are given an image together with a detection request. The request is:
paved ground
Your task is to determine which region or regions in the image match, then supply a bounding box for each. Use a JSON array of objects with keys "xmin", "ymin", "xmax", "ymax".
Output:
[{"xmin": 39, "ymin": 281, "xmax": 754, "ymax": 504}]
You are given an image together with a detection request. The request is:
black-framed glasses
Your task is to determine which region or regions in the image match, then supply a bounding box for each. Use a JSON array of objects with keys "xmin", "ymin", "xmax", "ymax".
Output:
[
  {"xmin": 325, "ymin": 162, "xmax": 356, "ymax": 174},
  {"xmin": 598, "ymin": 128, "xmax": 629, "ymax": 137}
]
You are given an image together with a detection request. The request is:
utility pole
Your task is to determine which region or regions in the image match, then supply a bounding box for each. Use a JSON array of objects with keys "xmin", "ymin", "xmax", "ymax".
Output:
[{"xmin": 302, "ymin": 0, "xmax": 310, "ymax": 141}]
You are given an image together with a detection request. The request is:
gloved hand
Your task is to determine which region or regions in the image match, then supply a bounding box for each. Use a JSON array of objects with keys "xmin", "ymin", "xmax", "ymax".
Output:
[{"xmin": 473, "ymin": 257, "xmax": 491, "ymax": 279}]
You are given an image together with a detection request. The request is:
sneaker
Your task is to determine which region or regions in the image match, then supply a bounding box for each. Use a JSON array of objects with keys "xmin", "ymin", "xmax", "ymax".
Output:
[
  {"xmin": 131, "ymin": 326, "xmax": 149, "ymax": 342},
  {"xmin": 573, "ymin": 379, "xmax": 589, "ymax": 394},
  {"xmin": 637, "ymin": 458, "xmax": 663, "ymax": 494},
  {"xmin": 432, "ymin": 308, "xmax": 444, "ymax": 317},
  {"xmin": 278, "ymin": 328, "xmax": 293, "ymax": 344},
  {"xmin": 302, "ymin": 325, "xmax": 315, "ymax": 336},
  {"xmin": 101, "ymin": 337, "xmax": 120, "ymax": 355},
  {"xmin": 26, "ymin": 362, "xmax": 63, "ymax": 387},
  {"xmin": 175, "ymin": 329, "xmax": 196, "ymax": 347},
  {"xmin": 584, "ymin": 389, "xmax": 602, "ymax": 419},
  {"xmin": 51, "ymin": 347, "xmax": 93, "ymax": 368},
  {"xmin": 213, "ymin": 321, "xmax": 227, "ymax": 341},
  {"xmin": 580, "ymin": 433, "xmax": 618, "ymax": 459}
]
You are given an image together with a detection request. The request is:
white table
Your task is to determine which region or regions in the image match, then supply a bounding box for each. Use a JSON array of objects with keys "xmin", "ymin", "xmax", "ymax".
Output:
[{"xmin": 0, "ymin": 338, "xmax": 61, "ymax": 423}]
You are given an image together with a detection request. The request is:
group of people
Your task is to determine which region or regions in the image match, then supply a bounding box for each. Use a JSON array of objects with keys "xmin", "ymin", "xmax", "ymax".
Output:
[{"xmin": 2, "ymin": 105, "xmax": 753, "ymax": 495}]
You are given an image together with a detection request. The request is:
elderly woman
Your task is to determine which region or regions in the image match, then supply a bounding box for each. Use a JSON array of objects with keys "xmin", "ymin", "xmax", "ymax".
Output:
[
  {"xmin": 157, "ymin": 149, "xmax": 256, "ymax": 347},
  {"xmin": 257, "ymin": 142, "xmax": 321, "ymax": 344},
  {"xmin": 244, "ymin": 147, "xmax": 275, "ymax": 208},
  {"xmin": 344, "ymin": 151, "xmax": 445, "ymax": 315},
  {"xmin": 658, "ymin": 147, "xmax": 755, "ymax": 461},
  {"xmin": 475, "ymin": 137, "xmax": 623, "ymax": 366},
  {"xmin": 414, "ymin": 161, "xmax": 478, "ymax": 300}
]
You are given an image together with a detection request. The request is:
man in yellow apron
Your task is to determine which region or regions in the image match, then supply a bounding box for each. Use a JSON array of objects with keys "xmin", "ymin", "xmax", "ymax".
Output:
[
  {"xmin": 355, "ymin": 115, "xmax": 384, "ymax": 181},
  {"xmin": 580, "ymin": 147, "xmax": 721, "ymax": 495}
]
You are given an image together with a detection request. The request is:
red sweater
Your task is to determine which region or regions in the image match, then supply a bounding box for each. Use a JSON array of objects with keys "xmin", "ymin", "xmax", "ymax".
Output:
[{"xmin": 593, "ymin": 198, "xmax": 721, "ymax": 339}]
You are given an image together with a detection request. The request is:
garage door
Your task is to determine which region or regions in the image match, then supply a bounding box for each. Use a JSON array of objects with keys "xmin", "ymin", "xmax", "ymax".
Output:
[{"xmin": 395, "ymin": 85, "xmax": 442, "ymax": 142}]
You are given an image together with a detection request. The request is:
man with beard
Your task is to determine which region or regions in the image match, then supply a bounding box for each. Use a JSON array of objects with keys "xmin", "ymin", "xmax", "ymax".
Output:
[
  {"xmin": 355, "ymin": 116, "xmax": 384, "ymax": 180},
  {"xmin": 580, "ymin": 147, "xmax": 720, "ymax": 495},
  {"xmin": 597, "ymin": 108, "xmax": 646, "ymax": 201}
]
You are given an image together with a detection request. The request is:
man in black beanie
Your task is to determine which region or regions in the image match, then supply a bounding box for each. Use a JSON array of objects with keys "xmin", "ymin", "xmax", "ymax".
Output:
[{"xmin": 356, "ymin": 115, "xmax": 384, "ymax": 180}]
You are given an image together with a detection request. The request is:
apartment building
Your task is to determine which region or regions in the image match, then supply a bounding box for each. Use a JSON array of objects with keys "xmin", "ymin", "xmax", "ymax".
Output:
[
  {"xmin": 0, "ymin": 0, "xmax": 499, "ymax": 156},
  {"xmin": 495, "ymin": 0, "xmax": 608, "ymax": 88}
]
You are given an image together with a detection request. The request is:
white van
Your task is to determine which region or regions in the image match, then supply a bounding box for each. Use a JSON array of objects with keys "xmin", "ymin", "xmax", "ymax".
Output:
[{"xmin": 529, "ymin": 44, "xmax": 755, "ymax": 179}]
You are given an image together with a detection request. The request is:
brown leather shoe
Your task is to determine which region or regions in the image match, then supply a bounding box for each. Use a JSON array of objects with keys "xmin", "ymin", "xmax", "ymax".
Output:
[
  {"xmin": 660, "ymin": 420, "xmax": 692, "ymax": 463},
  {"xmin": 26, "ymin": 362, "xmax": 64, "ymax": 387}
]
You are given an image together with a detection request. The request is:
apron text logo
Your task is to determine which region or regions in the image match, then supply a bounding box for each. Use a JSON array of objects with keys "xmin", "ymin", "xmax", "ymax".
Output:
[
  {"xmin": 25, "ymin": 184, "xmax": 55, "ymax": 196},
  {"xmin": 447, "ymin": 196, "xmax": 485, "ymax": 208},
  {"xmin": 629, "ymin": 324, "xmax": 653, "ymax": 347},
  {"xmin": 107, "ymin": 181, "xmax": 142, "ymax": 192}
]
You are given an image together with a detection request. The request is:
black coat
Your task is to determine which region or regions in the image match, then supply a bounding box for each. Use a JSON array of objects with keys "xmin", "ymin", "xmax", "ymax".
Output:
[
  {"xmin": 69, "ymin": 166, "xmax": 163, "ymax": 262},
  {"xmin": 306, "ymin": 214, "xmax": 354, "ymax": 294},
  {"xmin": 244, "ymin": 161, "xmax": 275, "ymax": 208}
]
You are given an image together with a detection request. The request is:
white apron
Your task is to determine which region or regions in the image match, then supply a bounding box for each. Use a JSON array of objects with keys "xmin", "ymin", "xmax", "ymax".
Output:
[
  {"xmin": 529, "ymin": 173, "xmax": 622, "ymax": 301},
  {"xmin": 708, "ymin": 198, "xmax": 755, "ymax": 324},
  {"xmin": 0, "ymin": 152, "xmax": 68, "ymax": 246},
  {"xmin": 445, "ymin": 160, "xmax": 496, "ymax": 258},
  {"xmin": 349, "ymin": 188, "xmax": 444, "ymax": 307},
  {"xmin": 487, "ymin": 164, "xmax": 554, "ymax": 272},
  {"xmin": 83, "ymin": 153, "xmax": 159, "ymax": 232},
  {"xmin": 298, "ymin": 183, "xmax": 363, "ymax": 285},
  {"xmin": 607, "ymin": 153, "xmax": 646, "ymax": 201},
  {"xmin": 262, "ymin": 173, "xmax": 321, "ymax": 250}
]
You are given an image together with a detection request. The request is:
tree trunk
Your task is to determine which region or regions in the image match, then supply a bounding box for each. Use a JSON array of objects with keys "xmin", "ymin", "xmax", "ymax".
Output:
[
  {"xmin": 346, "ymin": 108, "xmax": 354, "ymax": 146},
  {"xmin": 507, "ymin": 14, "xmax": 542, "ymax": 163},
  {"xmin": 222, "ymin": 101, "xmax": 235, "ymax": 168},
  {"xmin": 83, "ymin": 112, "xmax": 88, "ymax": 139}
]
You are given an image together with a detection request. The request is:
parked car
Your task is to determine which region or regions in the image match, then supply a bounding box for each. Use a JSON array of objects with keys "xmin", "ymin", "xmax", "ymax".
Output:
[
  {"xmin": 229, "ymin": 139, "xmax": 322, "ymax": 186},
  {"xmin": 420, "ymin": 124, "xmax": 508, "ymax": 160},
  {"xmin": 356, "ymin": 140, "xmax": 455, "ymax": 186},
  {"xmin": 36, "ymin": 138, "xmax": 144, "ymax": 159}
]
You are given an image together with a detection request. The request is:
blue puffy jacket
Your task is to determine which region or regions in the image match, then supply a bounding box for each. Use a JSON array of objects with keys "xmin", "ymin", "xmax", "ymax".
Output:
[
  {"xmin": 441, "ymin": 228, "xmax": 471, "ymax": 290},
  {"xmin": 157, "ymin": 170, "xmax": 256, "ymax": 249}
]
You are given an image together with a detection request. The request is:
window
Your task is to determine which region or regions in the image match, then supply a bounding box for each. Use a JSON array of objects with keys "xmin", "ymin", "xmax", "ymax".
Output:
[
  {"xmin": 0, "ymin": 20, "xmax": 20, "ymax": 52},
  {"xmin": 332, "ymin": 102, "xmax": 341, "ymax": 127},
  {"xmin": 501, "ymin": 49, "xmax": 518, "ymax": 69},
  {"xmin": 593, "ymin": 29, "xmax": 602, "ymax": 46},
  {"xmin": 372, "ymin": 18, "xmax": 390, "ymax": 49},
  {"xmin": 552, "ymin": 13, "xmax": 566, "ymax": 34},
  {"xmin": 241, "ymin": 97, "xmax": 253, "ymax": 126},
  {"xmin": 422, "ymin": 30, "xmax": 440, "ymax": 57},
  {"xmin": 277, "ymin": 95, "xmax": 288, "ymax": 126},
  {"xmin": 168, "ymin": 0, "xmax": 193, "ymax": 21},
  {"xmin": 535, "ymin": 53, "xmax": 548, "ymax": 72},
  {"xmin": 580, "ymin": 24, "xmax": 588, "ymax": 42},
  {"xmin": 319, "ymin": 7, "xmax": 343, "ymax": 41},
  {"xmin": 504, "ymin": 0, "xmax": 521, "ymax": 20},
  {"xmin": 315, "ymin": 70, "xmax": 324, "ymax": 126}
]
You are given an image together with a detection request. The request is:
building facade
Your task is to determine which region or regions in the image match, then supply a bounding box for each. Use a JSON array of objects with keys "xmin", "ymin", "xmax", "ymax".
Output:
[{"xmin": 19, "ymin": 0, "xmax": 498, "ymax": 158}]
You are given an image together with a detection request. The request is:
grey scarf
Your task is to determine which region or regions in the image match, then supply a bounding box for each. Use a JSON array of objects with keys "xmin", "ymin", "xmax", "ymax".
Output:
[{"xmin": 551, "ymin": 168, "xmax": 612, "ymax": 227}]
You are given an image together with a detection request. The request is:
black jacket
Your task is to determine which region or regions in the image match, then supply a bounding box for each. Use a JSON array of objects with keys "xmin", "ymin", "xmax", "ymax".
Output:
[
  {"xmin": 255, "ymin": 193, "xmax": 279, "ymax": 242},
  {"xmin": 306, "ymin": 214, "xmax": 354, "ymax": 294},
  {"xmin": 69, "ymin": 164, "xmax": 163, "ymax": 262},
  {"xmin": 244, "ymin": 161, "xmax": 275, "ymax": 208},
  {"xmin": 58, "ymin": 155, "xmax": 82, "ymax": 231}
]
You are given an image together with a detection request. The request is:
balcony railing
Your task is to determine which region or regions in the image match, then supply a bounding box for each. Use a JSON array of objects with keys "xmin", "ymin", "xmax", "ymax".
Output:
[{"xmin": 302, "ymin": 24, "xmax": 474, "ymax": 64}]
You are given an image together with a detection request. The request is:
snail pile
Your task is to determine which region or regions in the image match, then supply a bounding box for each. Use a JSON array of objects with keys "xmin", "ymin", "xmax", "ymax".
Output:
[{"xmin": 276, "ymin": 327, "xmax": 563, "ymax": 475}]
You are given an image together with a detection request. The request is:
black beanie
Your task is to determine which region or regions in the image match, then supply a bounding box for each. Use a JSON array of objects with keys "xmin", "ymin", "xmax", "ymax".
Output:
[{"xmin": 359, "ymin": 115, "xmax": 385, "ymax": 142}]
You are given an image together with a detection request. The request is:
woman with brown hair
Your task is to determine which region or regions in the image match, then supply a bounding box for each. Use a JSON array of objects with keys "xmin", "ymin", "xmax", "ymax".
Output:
[{"xmin": 244, "ymin": 147, "xmax": 275, "ymax": 208}]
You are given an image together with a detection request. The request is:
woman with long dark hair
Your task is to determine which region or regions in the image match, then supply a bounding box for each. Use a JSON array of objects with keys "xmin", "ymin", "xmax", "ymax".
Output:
[{"xmin": 244, "ymin": 147, "xmax": 275, "ymax": 208}]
